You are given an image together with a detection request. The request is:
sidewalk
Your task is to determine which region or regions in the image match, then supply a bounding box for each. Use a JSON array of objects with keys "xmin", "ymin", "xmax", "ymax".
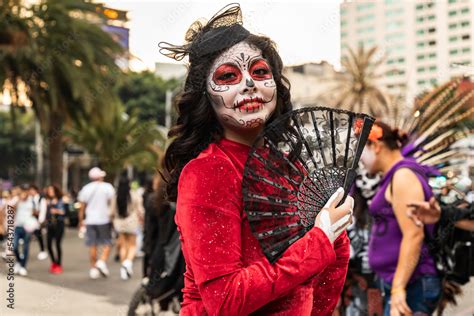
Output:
[{"xmin": 0, "ymin": 275, "xmax": 128, "ymax": 316}]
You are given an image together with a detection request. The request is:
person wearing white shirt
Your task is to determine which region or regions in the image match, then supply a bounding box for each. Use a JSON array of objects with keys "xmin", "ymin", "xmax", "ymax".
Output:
[
  {"xmin": 30, "ymin": 185, "xmax": 48, "ymax": 261},
  {"xmin": 13, "ymin": 184, "xmax": 39, "ymax": 276},
  {"xmin": 78, "ymin": 167, "xmax": 115, "ymax": 279}
]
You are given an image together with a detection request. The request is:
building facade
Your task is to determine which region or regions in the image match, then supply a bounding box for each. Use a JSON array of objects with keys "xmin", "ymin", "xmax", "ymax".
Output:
[{"xmin": 340, "ymin": 0, "xmax": 473, "ymax": 101}]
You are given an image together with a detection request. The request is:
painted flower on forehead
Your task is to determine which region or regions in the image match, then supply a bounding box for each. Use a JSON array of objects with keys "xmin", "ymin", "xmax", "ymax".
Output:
[{"xmin": 355, "ymin": 119, "xmax": 383, "ymax": 142}]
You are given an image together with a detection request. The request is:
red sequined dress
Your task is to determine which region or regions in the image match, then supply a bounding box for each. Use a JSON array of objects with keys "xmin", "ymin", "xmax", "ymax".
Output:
[{"xmin": 176, "ymin": 137, "xmax": 350, "ymax": 315}]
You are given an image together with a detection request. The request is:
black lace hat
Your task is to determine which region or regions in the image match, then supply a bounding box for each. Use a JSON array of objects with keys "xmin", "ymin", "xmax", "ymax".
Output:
[{"xmin": 158, "ymin": 3, "xmax": 250, "ymax": 63}]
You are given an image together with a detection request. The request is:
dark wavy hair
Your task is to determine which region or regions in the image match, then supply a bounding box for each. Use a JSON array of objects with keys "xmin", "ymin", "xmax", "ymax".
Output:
[
  {"xmin": 47, "ymin": 184, "xmax": 63, "ymax": 199},
  {"xmin": 116, "ymin": 175, "xmax": 131, "ymax": 218},
  {"xmin": 163, "ymin": 34, "xmax": 293, "ymax": 202}
]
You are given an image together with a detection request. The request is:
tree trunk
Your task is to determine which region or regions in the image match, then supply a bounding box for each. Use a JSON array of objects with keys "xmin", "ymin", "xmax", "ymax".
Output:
[{"xmin": 48, "ymin": 111, "xmax": 64, "ymax": 186}]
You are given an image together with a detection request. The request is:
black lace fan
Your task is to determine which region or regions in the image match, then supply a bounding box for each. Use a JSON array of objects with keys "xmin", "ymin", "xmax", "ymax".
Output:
[{"xmin": 242, "ymin": 106, "xmax": 374, "ymax": 263}]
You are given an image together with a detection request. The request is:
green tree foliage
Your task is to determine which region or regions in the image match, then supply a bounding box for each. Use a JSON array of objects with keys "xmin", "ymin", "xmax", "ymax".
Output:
[
  {"xmin": 0, "ymin": 0, "xmax": 124, "ymax": 185},
  {"xmin": 66, "ymin": 103, "xmax": 165, "ymax": 182},
  {"xmin": 323, "ymin": 45, "xmax": 391, "ymax": 117},
  {"xmin": 0, "ymin": 109, "xmax": 35, "ymax": 182},
  {"xmin": 116, "ymin": 71, "xmax": 181, "ymax": 126}
]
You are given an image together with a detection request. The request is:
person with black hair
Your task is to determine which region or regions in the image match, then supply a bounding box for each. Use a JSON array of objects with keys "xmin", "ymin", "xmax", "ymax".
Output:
[
  {"xmin": 361, "ymin": 121, "xmax": 441, "ymax": 316},
  {"xmin": 29, "ymin": 184, "xmax": 48, "ymax": 261},
  {"xmin": 111, "ymin": 175, "xmax": 144, "ymax": 280},
  {"xmin": 45, "ymin": 184, "xmax": 67, "ymax": 274},
  {"xmin": 159, "ymin": 4, "xmax": 353, "ymax": 315}
]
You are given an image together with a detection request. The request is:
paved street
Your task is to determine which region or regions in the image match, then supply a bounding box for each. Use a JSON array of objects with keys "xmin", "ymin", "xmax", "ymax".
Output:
[
  {"xmin": 0, "ymin": 228, "xmax": 473, "ymax": 315},
  {"xmin": 0, "ymin": 228, "xmax": 157, "ymax": 316}
]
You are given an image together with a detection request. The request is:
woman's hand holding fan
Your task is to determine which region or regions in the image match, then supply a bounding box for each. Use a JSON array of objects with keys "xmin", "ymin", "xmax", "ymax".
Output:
[
  {"xmin": 314, "ymin": 187, "xmax": 354, "ymax": 243},
  {"xmin": 243, "ymin": 106, "xmax": 374, "ymax": 263}
]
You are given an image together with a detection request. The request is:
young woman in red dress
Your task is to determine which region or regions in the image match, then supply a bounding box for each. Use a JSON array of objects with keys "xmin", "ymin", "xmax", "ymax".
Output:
[{"xmin": 160, "ymin": 4, "xmax": 354, "ymax": 315}]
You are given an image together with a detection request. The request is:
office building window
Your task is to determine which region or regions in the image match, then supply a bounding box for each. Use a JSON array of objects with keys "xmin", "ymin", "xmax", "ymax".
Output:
[
  {"xmin": 449, "ymin": 36, "xmax": 457, "ymax": 42},
  {"xmin": 357, "ymin": 14, "xmax": 375, "ymax": 22},
  {"xmin": 448, "ymin": 10, "xmax": 457, "ymax": 16},
  {"xmin": 386, "ymin": 8, "xmax": 403, "ymax": 16},
  {"xmin": 449, "ymin": 23, "xmax": 457, "ymax": 29},
  {"xmin": 417, "ymin": 67, "xmax": 425, "ymax": 72},
  {"xmin": 462, "ymin": 47, "xmax": 471, "ymax": 53},
  {"xmin": 429, "ymin": 53, "xmax": 436, "ymax": 58},
  {"xmin": 450, "ymin": 49, "xmax": 458, "ymax": 55},
  {"xmin": 417, "ymin": 42, "xmax": 425, "ymax": 48},
  {"xmin": 357, "ymin": 3, "xmax": 375, "ymax": 11},
  {"xmin": 461, "ymin": 8, "xmax": 469, "ymax": 14},
  {"xmin": 417, "ymin": 29, "xmax": 425, "ymax": 35},
  {"xmin": 428, "ymin": 27, "xmax": 436, "ymax": 33},
  {"xmin": 418, "ymin": 79, "xmax": 426, "ymax": 85},
  {"xmin": 428, "ymin": 15, "xmax": 435, "ymax": 20},
  {"xmin": 460, "ymin": 21, "xmax": 469, "ymax": 27},
  {"xmin": 428, "ymin": 40, "xmax": 436, "ymax": 46},
  {"xmin": 417, "ymin": 54, "xmax": 425, "ymax": 60},
  {"xmin": 461, "ymin": 34, "xmax": 470, "ymax": 40},
  {"xmin": 429, "ymin": 66, "xmax": 436, "ymax": 72},
  {"xmin": 385, "ymin": 32, "xmax": 404, "ymax": 40}
]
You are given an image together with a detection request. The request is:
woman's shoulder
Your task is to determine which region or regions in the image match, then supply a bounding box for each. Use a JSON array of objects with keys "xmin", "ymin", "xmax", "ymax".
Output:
[
  {"xmin": 180, "ymin": 149, "xmax": 238, "ymax": 181},
  {"xmin": 178, "ymin": 151, "xmax": 241, "ymax": 196}
]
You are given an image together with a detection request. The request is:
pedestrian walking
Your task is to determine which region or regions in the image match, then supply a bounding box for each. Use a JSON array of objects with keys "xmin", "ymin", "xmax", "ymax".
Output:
[
  {"xmin": 30, "ymin": 184, "xmax": 48, "ymax": 261},
  {"xmin": 13, "ymin": 184, "xmax": 39, "ymax": 276},
  {"xmin": 110, "ymin": 175, "xmax": 144, "ymax": 280},
  {"xmin": 45, "ymin": 184, "xmax": 67, "ymax": 274},
  {"xmin": 78, "ymin": 167, "xmax": 115, "ymax": 279}
]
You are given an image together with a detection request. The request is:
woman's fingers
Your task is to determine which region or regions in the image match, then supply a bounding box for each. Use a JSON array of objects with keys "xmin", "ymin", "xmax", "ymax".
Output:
[
  {"xmin": 333, "ymin": 214, "xmax": 352, "ymax": 235},
  {"xmin": 400, "ymin": 300, "xmax": 412, "ymax": 315},
  {"xmin": 330, "ymin": 195, "xmax": 354, "ymax": 223},
  {"xmin": 324, "ymin": 187, "xmax": 344, "ymax": 210},
  {"xmin": 406, "ymin": 206, "xmax": 423, "ymax": 226}
]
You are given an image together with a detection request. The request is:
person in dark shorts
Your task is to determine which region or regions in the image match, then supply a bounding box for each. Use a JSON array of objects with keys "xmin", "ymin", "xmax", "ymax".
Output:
[{"xmin": 78, "ymin": 167, "xmax": 115, "ymax": 279}]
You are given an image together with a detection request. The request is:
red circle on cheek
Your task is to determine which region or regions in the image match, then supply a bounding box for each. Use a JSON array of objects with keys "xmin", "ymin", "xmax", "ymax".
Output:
[{"xmin": 213, "ymin": 64, "xmax": 242, "ymax": 85}]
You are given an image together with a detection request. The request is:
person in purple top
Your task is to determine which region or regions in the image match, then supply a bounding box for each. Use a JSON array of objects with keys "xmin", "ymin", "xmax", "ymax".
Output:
[{"xmin": 360, "ymin": 121, "xmax": 440, "ymax": 316}]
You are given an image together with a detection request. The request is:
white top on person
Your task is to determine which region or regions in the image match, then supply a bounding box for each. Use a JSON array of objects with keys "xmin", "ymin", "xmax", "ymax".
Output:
[{"xmin": 78, "ymin": 167, "xmax": 115, "ymax": 225}]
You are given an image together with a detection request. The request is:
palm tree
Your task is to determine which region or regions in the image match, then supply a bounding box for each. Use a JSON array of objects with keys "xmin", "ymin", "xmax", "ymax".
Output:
[
  {"xmin": 0, "ymin": 0, "xmax": 124, "ymax": 185},
  {"xmin": 323, "ymin": 45, "xmax": 391, "ymax": 117},
  {"xmin": 66, "ymin": 103, "xmax": 166, "ymax": 183}
]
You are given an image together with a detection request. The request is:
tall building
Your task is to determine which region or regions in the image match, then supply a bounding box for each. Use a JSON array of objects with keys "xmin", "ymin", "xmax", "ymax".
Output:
[{"xmin": 340, "ymin": 0, "xmax": 473, "ymax": 101}]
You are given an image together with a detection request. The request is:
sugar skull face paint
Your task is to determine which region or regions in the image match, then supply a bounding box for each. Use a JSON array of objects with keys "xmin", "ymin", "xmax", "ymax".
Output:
[{"xmin": 206, "ymin": 41, "xmax": 277, "ymax": 131}]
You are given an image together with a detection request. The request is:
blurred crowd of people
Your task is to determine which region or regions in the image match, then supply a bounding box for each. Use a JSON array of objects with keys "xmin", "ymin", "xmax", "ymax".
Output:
[
  {"xmin": 1, "ymin": 159, "xmax": 472, "ymax": 315},
  {"xmin": 0, "ymin": 183, "xmax": 72, "ymax": 276},
  {"xmin": 0, "ymin": 166, "xmax": 183, "ymax": 313}
]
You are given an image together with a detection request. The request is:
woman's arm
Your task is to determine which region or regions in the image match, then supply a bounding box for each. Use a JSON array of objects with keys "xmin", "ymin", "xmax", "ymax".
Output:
[
  {"xmin": 311, "ymin": 230, "xmax": 350, "ymax": 316},
  {"xmin": 178, "ymin": 158, "xmax": 338, "ymax": 315},
  {"xmin": 389, "ymin": 168, "xmax": 426, "ymax": 316},
  {"xmin": 455, "ymin": 219, "xmax": 474, "ymax": 231}
]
